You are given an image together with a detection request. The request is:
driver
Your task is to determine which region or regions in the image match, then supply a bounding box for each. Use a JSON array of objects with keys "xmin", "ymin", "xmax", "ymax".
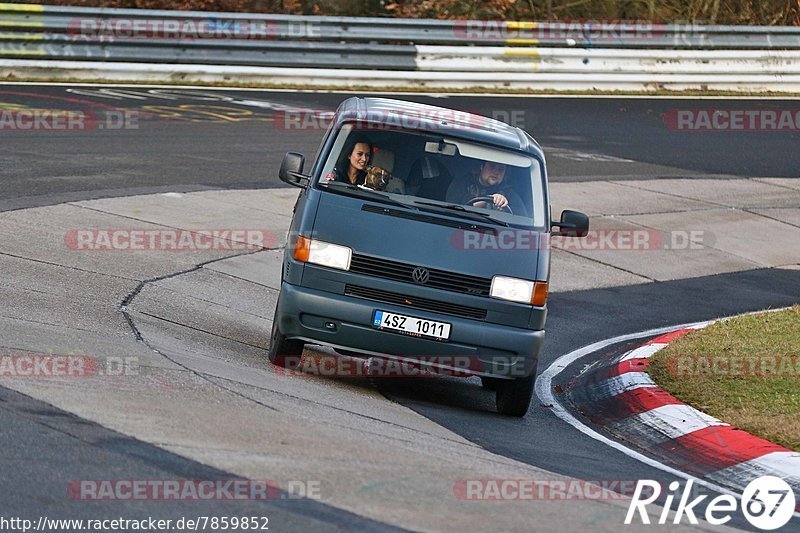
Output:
[{"xmin": 445, "ymin": 161, "xmax": 523, "ymax": 213}]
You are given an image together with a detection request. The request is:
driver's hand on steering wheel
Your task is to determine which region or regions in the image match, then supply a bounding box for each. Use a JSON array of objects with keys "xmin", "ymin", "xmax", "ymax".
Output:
[
  {"xmin": 491, "ymin": 193, "xmax": 509, "ymax": 209},
  {"xmin": 472, "ymin": 193, "xmax": 511, "ymax": 209}
]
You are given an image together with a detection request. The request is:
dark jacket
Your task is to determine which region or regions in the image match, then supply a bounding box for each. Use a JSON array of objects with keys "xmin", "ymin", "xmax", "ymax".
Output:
[
  {"xmin": 325, "ymin": 166, "xmax": 366, "ymax": 186},
  {"xmin": 445, "ymin": 173, "xmax": 527, "ymax": 216}
]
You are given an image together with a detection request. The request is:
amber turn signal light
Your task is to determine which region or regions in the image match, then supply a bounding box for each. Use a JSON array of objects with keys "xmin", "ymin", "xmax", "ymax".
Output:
[
  {"xmin": 293, "ymin": 235, "xmax": 311, "ymax": 263},
  {"xmin": 531, "ymin": 281, "xmax": 548, "ymax": 306}
]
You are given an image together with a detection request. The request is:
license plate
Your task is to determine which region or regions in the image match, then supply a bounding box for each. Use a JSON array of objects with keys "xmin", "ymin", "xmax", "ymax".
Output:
[{"xmin": 372, "ymin": 310, "xmax": 451, "ymax": 341}]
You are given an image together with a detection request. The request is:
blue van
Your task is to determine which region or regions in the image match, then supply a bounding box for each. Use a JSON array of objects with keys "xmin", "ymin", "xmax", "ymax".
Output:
[{"xmin": 270, "ymin": 97, "xmax": 588, "ymax": 416}]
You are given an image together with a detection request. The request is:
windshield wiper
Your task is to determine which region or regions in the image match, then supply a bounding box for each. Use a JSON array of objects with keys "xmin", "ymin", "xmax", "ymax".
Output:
[
  {"xmin": 411, "ymin": 200, "xmax": 509, "ymax": 227},
  {"xmin": 321, "ymin": 181, "xmax": 411, "ymax": 209}
]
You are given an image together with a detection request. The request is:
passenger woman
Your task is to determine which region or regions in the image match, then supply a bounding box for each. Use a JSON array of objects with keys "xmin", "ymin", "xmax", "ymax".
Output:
[{"xmin": 326, "ymin": 135, "xmax": 373, "ymax": 186}]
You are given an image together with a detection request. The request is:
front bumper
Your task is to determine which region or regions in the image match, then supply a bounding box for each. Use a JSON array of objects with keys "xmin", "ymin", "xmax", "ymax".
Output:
[{"xmin": 275, "ymin": 282, "xmax": 544, "ymax": 378}]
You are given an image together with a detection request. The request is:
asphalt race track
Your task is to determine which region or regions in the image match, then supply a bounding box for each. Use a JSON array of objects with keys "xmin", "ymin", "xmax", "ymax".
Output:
[
  {"xmin": 3, "ymin": 86, "xmax": 800, "ymax": 213},
  {"xmin": 1, "ymin": 84, "xmax": 799, "ymax": 531}
]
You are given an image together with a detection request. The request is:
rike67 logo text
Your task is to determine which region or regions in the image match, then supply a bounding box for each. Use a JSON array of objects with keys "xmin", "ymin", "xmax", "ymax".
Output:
[{"xmin": 626, "ymin": 477, "xmax": 795, "ymax": 530}]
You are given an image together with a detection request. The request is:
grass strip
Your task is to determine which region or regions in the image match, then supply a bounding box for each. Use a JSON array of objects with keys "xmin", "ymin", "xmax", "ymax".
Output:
[{"xmin": 648, "ymin": 306, "xmax": 800, "ymax": 451}]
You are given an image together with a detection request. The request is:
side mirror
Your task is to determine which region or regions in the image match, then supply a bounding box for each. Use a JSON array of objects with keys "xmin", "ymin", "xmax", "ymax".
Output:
[
  {"xmin": 279, "ymin": 152, "xmax": 309, "ymax": 188},
  {"xmin": 552, "ymin": 210, "xmax": 589, "ymax": 237}
]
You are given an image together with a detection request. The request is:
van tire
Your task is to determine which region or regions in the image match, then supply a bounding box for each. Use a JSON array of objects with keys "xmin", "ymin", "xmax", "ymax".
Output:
[
  {"xmin": 495, "ymin": 374, "xmax": 535, "ymax": 417},
  {"xmin": 268, "ymin": 317, "xmax": 304, "ymax": 369},
  {"xmin": 480, "ymin": 376, "xmax": 501, "ymax": 391}
]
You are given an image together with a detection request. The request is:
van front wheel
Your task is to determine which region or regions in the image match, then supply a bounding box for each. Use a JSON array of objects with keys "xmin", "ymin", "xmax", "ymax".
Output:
[
  {"xmin": 495, "ymin": 374, "xmax": 535, "ymax": 417},
  {"xmin": 480, "ymin": 376, "xmax": 501, "ymax": 391},
  {"xmin": 268, "ymin": 317, "xmax": 304, "ymax": 369}
]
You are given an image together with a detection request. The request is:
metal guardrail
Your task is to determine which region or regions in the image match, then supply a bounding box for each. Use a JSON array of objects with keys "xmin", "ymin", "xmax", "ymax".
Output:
[
  {"xmin": 1, "ymin": 3, "xmax": 800, "ymax": 91},
  {"xmin": 1, "ymin": 31, "xmax": 419, "ymax": 69},
  {"xmin": 3, "ymin": 2, "xmax": 800, "ymax": 50}
]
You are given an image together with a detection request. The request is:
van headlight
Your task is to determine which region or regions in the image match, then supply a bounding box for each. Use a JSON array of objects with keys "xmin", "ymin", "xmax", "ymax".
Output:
[
  {"xmin": 490, "ymin": 276, "xmax": 548, "ymax": 306},
  {"xmin": 293, "ymin": 236, "xmax": 352, "ymax": 271}
]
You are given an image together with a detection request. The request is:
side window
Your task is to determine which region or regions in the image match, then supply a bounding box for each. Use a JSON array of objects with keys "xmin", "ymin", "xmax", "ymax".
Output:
[
  {"xmin": 310, "ymin": 115, "xmax": 337, "ymax": 176},
  {"xmin": 316, "ymin": 125, "xmax": 352, "ymax": 182}
]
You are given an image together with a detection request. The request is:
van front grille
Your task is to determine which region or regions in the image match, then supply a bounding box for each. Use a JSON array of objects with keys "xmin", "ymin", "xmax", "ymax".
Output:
[
  {"xmin": 344, "ymin": 285, "xmax": 487, "ymax": 320},
  {"xmin": 349, "ymin": 253, "xmax": 492, "ymax": 297}
]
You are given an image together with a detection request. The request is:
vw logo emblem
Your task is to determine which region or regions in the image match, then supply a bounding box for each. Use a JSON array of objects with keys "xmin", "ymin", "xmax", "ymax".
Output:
[{"xmin": 411, "ymin": 267, "xmax": 430, "ymax": 284}]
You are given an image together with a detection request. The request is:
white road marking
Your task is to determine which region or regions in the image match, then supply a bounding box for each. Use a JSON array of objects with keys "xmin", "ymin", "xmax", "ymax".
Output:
[
  {"xmin": 584, "ymin": 372, "xmax": 656, "ymax": 400},
  {"xmin": 710, "ymin": 452, "xmax": 800, "ymax": 494},
  {"xmin": 741, "ymin": 452, "xmax": 800, "ymax": 479},
  {"xmin": 625, "ymin": 404, "xmax": 728, "ymax": 440},
  {"xmin": 619, "ymin": 342, "xmax": 668, "ymax": 361},
  {"xmin": 545, "ymin": 147, "xmax": 635, "ymax": 163}
]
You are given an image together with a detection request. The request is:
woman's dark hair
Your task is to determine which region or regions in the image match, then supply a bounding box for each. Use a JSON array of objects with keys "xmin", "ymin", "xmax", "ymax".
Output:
[{"xmin": 334, "ymin": 134, "xmax": 373, "ymax": 183}]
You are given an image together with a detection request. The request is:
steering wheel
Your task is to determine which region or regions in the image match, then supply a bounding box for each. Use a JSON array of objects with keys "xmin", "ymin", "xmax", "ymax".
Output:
[{"xmin": 466, "ymin": 196, "xmax": 513, "ymax": 215}]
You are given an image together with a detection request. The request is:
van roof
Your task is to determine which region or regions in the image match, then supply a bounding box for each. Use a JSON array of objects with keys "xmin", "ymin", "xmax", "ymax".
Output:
[{"xmin": 335, "ymin": 97, "xmax": 543, "ymax": 157}]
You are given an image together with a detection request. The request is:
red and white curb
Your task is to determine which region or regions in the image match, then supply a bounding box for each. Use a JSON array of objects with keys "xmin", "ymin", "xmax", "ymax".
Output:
[{"xmin": 536, "ymin": 319, "xmax": 800, "ymax": 517}]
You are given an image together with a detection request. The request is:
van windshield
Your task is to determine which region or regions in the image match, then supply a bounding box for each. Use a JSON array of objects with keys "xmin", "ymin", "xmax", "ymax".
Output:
[{"xmin": 316, "ymin": 125, "xmax": 547, "ymax": 228}]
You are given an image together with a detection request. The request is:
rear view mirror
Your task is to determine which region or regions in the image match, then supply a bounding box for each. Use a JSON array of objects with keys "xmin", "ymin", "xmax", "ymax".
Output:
[
  {"xmin": 279, "ymin": 152, "xmax": 309, "ymax": 188},
  {"xmin": 552, "ymin": 210, "xmax": 589, "ymax": 237},
  {"xmin": 424, "ymin": 141, "xmax": 457, "ymax": 156}
]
